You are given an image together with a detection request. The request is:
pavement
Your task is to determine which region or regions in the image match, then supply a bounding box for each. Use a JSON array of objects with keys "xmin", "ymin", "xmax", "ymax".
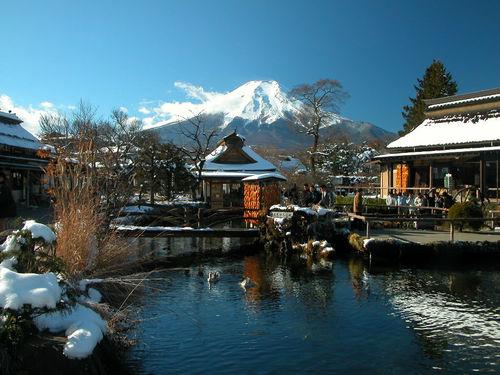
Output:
[{"xmin": 363, "ymin": 227, "xmax": 500, "ymax": 243}]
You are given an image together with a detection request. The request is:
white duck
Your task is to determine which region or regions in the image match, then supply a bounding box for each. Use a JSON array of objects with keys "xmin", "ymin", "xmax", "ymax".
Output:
[
  {"xmin": 240, "ymin": 277, "xmax": 254, "ymax": 289},
  {"xmin": 207, "ymin": 271, "xmax": 220, "ymax": 283}
]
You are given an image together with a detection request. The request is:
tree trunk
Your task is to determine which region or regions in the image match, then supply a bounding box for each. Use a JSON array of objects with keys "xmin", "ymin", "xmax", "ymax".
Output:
[
  {"xmin": 310, "ymin": 133, "xmax": 319, "ymax": 176},
  {"xmin": 150, "ymin": 154, "xmax": 155, "ymax": 205}
]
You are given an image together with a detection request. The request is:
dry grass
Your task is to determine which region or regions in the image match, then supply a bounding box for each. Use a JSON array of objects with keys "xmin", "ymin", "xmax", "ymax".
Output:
[
  {"xmin": 54, "ymin": 193, "xmax": 101, "ymax": 276},
  {"xmin": 48, "ymin": 144, "xmax": 139, "ymax": 278}
]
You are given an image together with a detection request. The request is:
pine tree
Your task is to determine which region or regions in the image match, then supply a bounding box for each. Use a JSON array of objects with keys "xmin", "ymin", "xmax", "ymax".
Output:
[{"xmin": 400, "ymin": 60, "xmax": 458, "ymax": 135}]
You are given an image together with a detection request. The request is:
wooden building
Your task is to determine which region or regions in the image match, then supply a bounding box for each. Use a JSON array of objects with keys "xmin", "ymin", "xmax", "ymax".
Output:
[
  {"xmin": 373, "ymin": 88, "xmax": 500, "ymax": 199},
  {"xmin": 201, "ymin": 132, "xmax": 286, "ymax": 213},
  {"xmin": 0, "ymin": 110, "xmax": 49, "ymax": 206}
]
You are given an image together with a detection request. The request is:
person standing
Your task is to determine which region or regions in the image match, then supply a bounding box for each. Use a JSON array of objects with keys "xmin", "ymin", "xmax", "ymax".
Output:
[
  {"xmin": 301, "ymin": 183, "xmax": 311, "ymax": 206},
  {"xmin": 309, "ymin": 185, "xmax": 321, "ymax": 206},
  {"xmin": 0, "ymin": 172, "xmax": 17, "ymax": 231},
  {"xmin": 353, "ymin": 189, "xmax": 363, "ymax": 215},
  {"xmin": 319, "ymin": 185, "xmax": 336, "ymax": 208}
]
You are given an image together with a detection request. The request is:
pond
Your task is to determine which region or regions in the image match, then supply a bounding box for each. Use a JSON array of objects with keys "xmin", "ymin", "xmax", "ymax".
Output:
[{"xmin": 125, "ymin": 254, "xmax": 499, "ymax": 374}]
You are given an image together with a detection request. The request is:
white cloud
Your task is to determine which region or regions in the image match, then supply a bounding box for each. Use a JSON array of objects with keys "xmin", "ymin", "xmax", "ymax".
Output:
[
  {"xmin": 140, "ymin": 81, "xmax": 227, "ymax": 129},
  {"xmin": 40, "ymin": 101, "xmax": 54, "ymax": 109},
  {"xmin": 0, "ymin": 95, "xmax": 58, "ymax": 136},
  {"xmin": 119, "ymin": 106, "xmax": 128, "ymax": 113},
  {"xmin": 173, "ymin": 81, "xmax": 221, "ymax": 102},
  {"xmin": 138, "ymin": 106, "xmax": 151, "ymax": 115}
]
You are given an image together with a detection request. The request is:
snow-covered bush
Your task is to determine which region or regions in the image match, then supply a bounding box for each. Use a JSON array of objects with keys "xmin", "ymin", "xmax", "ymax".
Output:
[{"xmin": 0, "ymin": 221, "xmax": 107, "ymax": 361}]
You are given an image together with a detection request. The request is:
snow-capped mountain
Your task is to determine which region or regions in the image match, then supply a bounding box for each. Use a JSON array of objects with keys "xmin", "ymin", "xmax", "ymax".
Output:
[{"xmin": 147, "ymin": 80, "xmax": 394, "ymax": 149}]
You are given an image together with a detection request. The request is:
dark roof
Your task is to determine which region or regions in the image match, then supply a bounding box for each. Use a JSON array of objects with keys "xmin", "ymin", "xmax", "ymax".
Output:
[{"xmin": 424, "ymin": 87, "xmax": 500, "ymax": 108}]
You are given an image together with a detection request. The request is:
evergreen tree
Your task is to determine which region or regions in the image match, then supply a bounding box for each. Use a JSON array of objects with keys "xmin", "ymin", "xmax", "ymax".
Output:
[{"xmin": 401, "ymin": 60, "xmax": 458, "ymax": 135}]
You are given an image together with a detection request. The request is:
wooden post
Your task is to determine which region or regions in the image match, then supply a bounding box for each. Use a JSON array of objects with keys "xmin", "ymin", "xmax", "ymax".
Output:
[
  {"xmin": 449, "ymin": 222, "xmax": 455, "ymax": 242},
  {"xmin": 197, "ymin": 208, "xmax": 203, "ymax": 228},
  {"xmin": 365, "ymin": 220, "xmax": 371, "ymax": 238},
  {"xmin": 26, "ymin": 171, "xmax": 30, "ymax": 207},
  {"xmin": 388, "ymin": 163, "xmax": 393, "ymax": 194},
  {"xmin": 429, "ymin": 163, "xmax": 433, "ymax": 189},
  {"xmin": 496, "ymin": 156, "xmax": 499, "ymax": 203},
  {"xmin": 480, "ymin": 159, "xmax": 485, "ymax": 197}
]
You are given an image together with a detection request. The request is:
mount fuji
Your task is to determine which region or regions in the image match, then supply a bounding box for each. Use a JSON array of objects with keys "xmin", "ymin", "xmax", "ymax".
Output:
[{"xmin": 145, "ymin": 80, "xmax": 394, "ymax": 150}]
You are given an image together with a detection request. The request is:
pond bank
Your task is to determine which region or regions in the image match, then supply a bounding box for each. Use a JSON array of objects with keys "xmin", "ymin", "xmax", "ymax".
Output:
[{"xmin": 8, "ymin": 336, "xmax": 131, "ymax": 375}]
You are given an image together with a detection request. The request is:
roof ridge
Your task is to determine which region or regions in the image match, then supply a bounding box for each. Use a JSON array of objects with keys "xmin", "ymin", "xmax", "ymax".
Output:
[{"xmin": 424, "ymin": 87, "xmax": 500, "ymax": 107}]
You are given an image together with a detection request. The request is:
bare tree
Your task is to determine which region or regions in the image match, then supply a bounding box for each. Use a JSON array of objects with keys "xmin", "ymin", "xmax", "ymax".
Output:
[
  {"xmin": 176, "ymin": 112, "xmax": 219, "ymax": 200},
  {"xmin": 289, "ymin": 79, "xmax": 348, "ymax": 176},
  {"xmin": 39, "ymin": 102, "xmax": 143, "ymax": 213}
]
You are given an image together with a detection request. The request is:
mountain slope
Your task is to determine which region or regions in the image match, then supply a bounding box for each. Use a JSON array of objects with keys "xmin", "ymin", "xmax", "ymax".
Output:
[{"xmin": 147, "ymin": 80, "xmax": 395, "ymax": 149}]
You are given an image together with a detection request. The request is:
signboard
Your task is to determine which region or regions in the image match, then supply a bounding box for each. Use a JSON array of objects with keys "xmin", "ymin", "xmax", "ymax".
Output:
[{"xmin": 270, "ymin": 210, "xmax": 294, "ymax": 219}]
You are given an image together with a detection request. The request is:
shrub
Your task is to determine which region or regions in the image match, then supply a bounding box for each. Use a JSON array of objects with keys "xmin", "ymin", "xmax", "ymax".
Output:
[{"xmin": 447, "ymin": 200, "xmax": 484, "ymax": 231}]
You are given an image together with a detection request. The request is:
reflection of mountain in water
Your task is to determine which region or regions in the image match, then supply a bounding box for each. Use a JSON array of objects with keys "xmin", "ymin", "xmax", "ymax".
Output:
[{"xmin": 384, "ymin": 269, "xmax": 500, "ymax": 367}]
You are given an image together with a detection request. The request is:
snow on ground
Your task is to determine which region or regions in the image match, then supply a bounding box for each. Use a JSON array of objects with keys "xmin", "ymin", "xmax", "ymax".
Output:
[
  {"xmin": 34, "ymin": 304, "xmax": 107, "ymax": 359},
  {"xmin": 270, "ymin": 204, "xmax": 335, "ymax": 217},
  {"xmin": 363, "ymin": 238, "xmax": 375, "ymax": 248},
  {"xmin": 113, "ymin": 225, "xmax": 213, "ymax": 231},
  {"xmin": 22, "ymin": 220, "xmax": 56, "ymax": 243}
]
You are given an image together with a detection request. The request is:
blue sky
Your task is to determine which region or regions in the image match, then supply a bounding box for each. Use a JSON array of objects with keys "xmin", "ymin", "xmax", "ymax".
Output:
[{"xmin": 1, "ymin": 0, "xmax": 499, "ymax": 134}]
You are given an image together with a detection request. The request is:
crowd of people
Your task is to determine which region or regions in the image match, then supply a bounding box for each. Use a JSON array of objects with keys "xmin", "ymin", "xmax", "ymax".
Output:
[{"xmin": 385, "ymin": 189, "xmax": 455, "ymax": 212}]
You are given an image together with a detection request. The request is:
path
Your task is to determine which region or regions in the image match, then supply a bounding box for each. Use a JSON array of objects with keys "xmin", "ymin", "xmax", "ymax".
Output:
[{"xmin": 362, "ymin": 228, "xmax": 500, "ymax": 243}]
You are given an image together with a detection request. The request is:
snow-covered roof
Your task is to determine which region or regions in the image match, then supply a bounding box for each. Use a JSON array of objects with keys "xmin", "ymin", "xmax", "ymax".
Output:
[
  {"xmin": 201, "ymin": 171, "xmax": 255, "ymax": 178},
  {"xmin": 424, "ymin": 87, "xmax": 500, "ymax": 110},
  {"xmin": 203, "ymin": 145, "xmax": 277, "ymax": 172},
  {"xmin": 374, "ymin": 145, "xmax": 500, "ymax": 161},
  {"xmin": 279, "ymin": 156, "xmax": 307, "ymax": 172},
  {"xmin": 0, "ymin": 116, "xmax": 43, "ymax": 151},
  {"xmin": 241, "ymin": 172, "xmax": 286, "ymax": 181},
  {"xmin": 0, "ymin": 110, "xmax": 23, "ymax": 124},
  {"xmin": 387, "ymin": 114, "xmax": 500, "ymax": 149}
]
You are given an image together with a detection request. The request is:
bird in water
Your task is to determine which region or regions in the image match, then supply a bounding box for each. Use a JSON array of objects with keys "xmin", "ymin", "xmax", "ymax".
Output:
[
  {"xmin": 207, "ymin": 271, "xmax": 220, "ymax": 283},
  {"xmin": 240, "ymin": 277, "xmax": 253, "ymax": 289}
]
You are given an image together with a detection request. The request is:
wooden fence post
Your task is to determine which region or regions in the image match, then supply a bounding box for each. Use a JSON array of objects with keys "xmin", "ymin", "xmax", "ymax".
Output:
[{"xmin": 197, "ymin": 208, "xmax": 203, "ymax": 228}]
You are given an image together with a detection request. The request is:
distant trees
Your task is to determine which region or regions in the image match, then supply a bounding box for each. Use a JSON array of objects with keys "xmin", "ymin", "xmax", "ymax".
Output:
[
  {"xmin": 134, "ymin": 132, "xmax": 194, "ymax": 204},
  {"xmin": 401, "ymin": 60, "xmax": 458, "ymax": 135},
  {"xmin": 289, "ymin": 79, "xmax": 349, "ymax": 176},
  {"xmin": 39, "ymin": 102, "xmax": 193, "ymax": 208},
  {"xmin": 315, "ymin": 140, "xmax": 379, "ymax": 182}
]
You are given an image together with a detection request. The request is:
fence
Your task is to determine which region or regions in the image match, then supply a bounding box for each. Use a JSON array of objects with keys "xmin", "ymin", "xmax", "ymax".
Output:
[{"xmin": 347, "ymin": 212, "xmax": 496, "ymax": 242}]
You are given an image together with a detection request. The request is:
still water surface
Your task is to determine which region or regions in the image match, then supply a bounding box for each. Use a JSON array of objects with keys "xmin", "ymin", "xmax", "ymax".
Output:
[{"xmin": 126, "ymin": 254, "xmax": 499, "ymax": 374}]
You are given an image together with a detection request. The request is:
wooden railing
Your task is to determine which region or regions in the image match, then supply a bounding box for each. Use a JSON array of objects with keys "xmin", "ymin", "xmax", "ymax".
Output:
[{"xmin": 347, "ymin": 211, "xmax": 492, "ymax": 242}]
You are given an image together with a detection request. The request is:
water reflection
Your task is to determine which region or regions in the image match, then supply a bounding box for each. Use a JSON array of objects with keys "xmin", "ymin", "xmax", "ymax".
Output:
[
  {"xmin": 127, "ymin": 252, "xmax": 499, "ymax": 374},
  {"xmin": 126, "ymin": 235, "xmax": 255, "ymax": 258},
  {"xmin": 384, "ymin": 269, "xmax": 500, "ymax": 371},
  {"xmin": 347, "ymin": 257, "xmax": 370, "ymax": 300}
]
